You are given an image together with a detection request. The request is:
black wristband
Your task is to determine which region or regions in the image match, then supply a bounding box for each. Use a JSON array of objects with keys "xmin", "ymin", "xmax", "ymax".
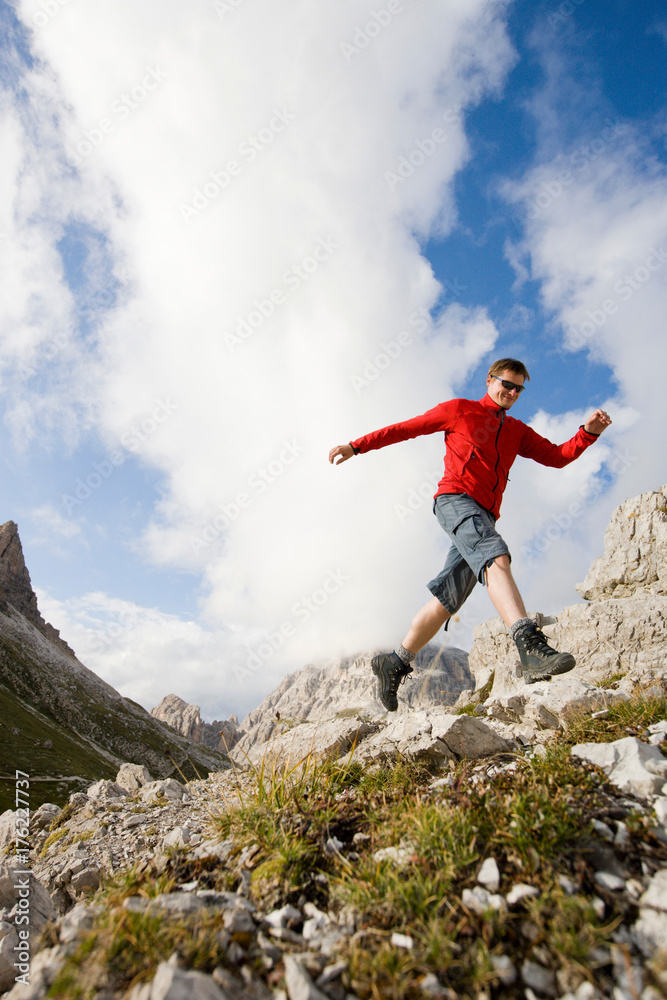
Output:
[
  {"xmin": 580, "ymin": 424, "xmax": 600, "ymax": 437},
  {"xmin": 349, "ymin": 442, "xmax": 361, "ymax": 455}
]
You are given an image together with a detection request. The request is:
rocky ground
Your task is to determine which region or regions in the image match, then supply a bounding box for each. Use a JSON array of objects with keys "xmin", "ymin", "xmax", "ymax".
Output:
[
  {"xmin": 0, "ymin": 487, "xmax": 665, "ymax": 999},
  {"xmin": 0, "ymin": 689, "xmax": 666, "ymax": 1000}
]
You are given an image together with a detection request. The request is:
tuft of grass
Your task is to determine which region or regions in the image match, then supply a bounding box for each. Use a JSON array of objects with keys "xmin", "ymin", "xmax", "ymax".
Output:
[
  {"xmin": 48, "ymin": 865, "xmax": 229, "ymax": 998},
  {"xmin": 40, "ymin": 827, "xmax": 68, "ymax": 855},
  {"xmin": 564, "ymin": 690, "xmax": 667, "ymax": 746},
  {"xmin": 597, "ymin": 671, "xmax": 627, "ymax": 689},
  {"xmin": 456, "ymin": 703, "xmax": 476, "ymax": 716}
]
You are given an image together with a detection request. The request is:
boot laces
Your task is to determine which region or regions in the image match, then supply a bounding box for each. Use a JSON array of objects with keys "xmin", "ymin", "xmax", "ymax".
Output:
[
  {"xmin": 523, "ymin": 627, "xmax": 556, "ymax": 660},
  {"xmin": 387, "ymin": 663, "xmax": 413, "ymax": 697}
]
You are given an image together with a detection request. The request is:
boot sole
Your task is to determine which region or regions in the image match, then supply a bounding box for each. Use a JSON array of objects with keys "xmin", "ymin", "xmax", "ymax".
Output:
[
  {"xmin": 371, "ymin": 657, "xmax": 398, "ymax": 712},
  {"xmin": 523, "ymin": 654, "xmax": 576, "ymax": 685}
]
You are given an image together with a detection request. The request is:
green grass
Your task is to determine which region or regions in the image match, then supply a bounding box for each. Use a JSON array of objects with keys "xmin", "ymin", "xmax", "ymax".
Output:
[{"xmin": 563, "ymin": 691, "xmax": 667, "ymax": 747}]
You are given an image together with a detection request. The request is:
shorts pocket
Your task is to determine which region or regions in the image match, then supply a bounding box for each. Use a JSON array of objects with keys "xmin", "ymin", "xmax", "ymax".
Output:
[{"xmin": 434, "ymin": 494, "xmax": 475, "ymax": 533}]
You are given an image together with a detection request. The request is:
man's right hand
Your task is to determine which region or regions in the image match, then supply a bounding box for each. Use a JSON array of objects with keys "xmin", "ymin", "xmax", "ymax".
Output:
[{"xmin": 329, "ymin": 443, "xmax": 354, "ymax": 465}]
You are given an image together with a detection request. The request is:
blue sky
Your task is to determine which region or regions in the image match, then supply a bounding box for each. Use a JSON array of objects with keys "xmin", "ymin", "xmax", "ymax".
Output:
[{"xmin": 0, "ymin": 0, "xmax": 665, "ymax": 720}]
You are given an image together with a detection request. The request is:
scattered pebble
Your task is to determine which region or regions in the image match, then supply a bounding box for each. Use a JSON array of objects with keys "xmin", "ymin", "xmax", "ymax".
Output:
[
  {"xmin": 462, "ymin": 886, "xmax": 506, "ymax": 914},
  {"xmin": 594, "ymin": 872, "xmax": 626, "ymax": 892},
  {"xmin": 506, "ymin": 883, "xmax": 540, "ymax": 906},
  {"xmin": 477, "ymin": 857, "xmax": 500, "ymax": 892}
]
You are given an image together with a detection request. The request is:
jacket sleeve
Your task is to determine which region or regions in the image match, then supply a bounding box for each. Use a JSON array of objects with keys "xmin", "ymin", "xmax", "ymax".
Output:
[
  {"xmin": 350, "ymin": 400, "xmax": 455, "ymax": 454},
  {"xmin": 518, "ymin": 422, "xmax": 599, "ymax": 468}
]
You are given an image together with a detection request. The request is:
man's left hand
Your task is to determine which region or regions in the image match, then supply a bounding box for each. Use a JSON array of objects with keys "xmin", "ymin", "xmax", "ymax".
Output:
[{"xmin": 584, "ymin": 409, "xmax": 612, "ymax": 435}]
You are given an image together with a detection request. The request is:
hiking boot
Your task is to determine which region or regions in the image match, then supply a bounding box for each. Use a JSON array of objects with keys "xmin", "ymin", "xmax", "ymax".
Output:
[
  {"xmin": 371, "ymin": 652, "xmax": 413, "ymax": 712},
  {"xmin": 514, "ymin": 623, "xmax": 576, "ymax": 684}
]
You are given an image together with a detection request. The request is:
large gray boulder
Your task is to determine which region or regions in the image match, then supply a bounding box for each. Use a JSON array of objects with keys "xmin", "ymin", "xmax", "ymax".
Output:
[
  {"xmin": 353, "ymin": 709, "xmax": 516, "ymax": 763},
  {"xmin": 577, "ymin": 485, "xmax": 667, "ymax": 600},
  {"xmin": 571, "ymin": 737, "xmax": 667, "ymax": 799},
  {"xmin": 468, "ymin": 597, "xmax": 667, "ymax": 700}
]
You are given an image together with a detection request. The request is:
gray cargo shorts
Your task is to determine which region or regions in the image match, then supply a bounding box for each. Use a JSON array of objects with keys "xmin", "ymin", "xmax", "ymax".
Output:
[{"xmin": 427, "ymin": 492, "xmax": 511, "ymax": 616}]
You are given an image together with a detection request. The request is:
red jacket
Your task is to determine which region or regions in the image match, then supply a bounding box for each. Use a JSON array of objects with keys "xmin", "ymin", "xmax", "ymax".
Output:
[{"xmin": 350, "ymin": 393, "xmax": 599, "ymax": 520}]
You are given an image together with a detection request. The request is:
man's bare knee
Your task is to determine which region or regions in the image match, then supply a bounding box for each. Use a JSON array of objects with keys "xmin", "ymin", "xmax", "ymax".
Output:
[{"xmin": 492, "ymin": 554, "xmax": 511, "ymax": 571}]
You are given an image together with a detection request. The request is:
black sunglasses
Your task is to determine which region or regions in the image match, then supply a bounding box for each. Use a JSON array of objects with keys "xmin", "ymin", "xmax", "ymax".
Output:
[{"xmin": 492, "ymin": 375, "xmax": 526, "ymax": 394}]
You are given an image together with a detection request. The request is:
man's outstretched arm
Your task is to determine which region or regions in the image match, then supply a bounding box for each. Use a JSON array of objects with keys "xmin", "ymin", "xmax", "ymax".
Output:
[
  {"xmin": 520, "ymin": 407, "xmax": 612, "ymax": 467},
  {"xmin": 329, "ymin": 400, "xmax": 455, "ymax": 466}
]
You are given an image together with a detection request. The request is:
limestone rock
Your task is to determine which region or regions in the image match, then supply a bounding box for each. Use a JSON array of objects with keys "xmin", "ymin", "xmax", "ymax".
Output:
[
  {"xmin": 284, "ymin": 954, "xmax": 330, "ymax": 1000},
  {"xmin": 30, "ymin": 803, "xmax": 62, "ymax": 831},
  {"xmin": 151, "ymin": 694, "xmax": 242, "ymax": 751},
  {"xmin": 571, "ymin": 737, "xmax": 667, "ymax": 798},
  {"xmin": 577, "ymin": 485, "xmax": 667, "ymax": 600},
  {"xmin": 151, "ymin": 694, "xmax": 203, "ymax": 740},
  {"xmin": 633, "ymin": 868, "xmax": 667, "ymax": 957},
  {"xmin": 237, "ymin": 643, "xmax": 471, "ymax": 755},
  {"xmin": 0, "ymin": 861, "xmax": 57, "ymax": 932},
  {"xmin": 468, "ymin": 600, "xmax": 667, "ymax": 704},
  {"xmin": 86, "ymin": 780, "xmax": 129, "ymax": 803},
  {"xmin": 355, "ymin": 710, "xmax": 515, "ymax": 764},
  {"xmin": 0, "ymin": 921, "xmax": 19, "ymax": 991},
  {"xmin": 126, "ymin": 959, "xmax": 228, "ymax": 999},
  {"xmin": 0, "ymin": 520, "xmax": 75, "ymax": 656},
  {"xmin": 232, "ymin": 718, "xmax": 381, "ymax": 768},
  {"xmin": 116, "ymin": 763, "xmax": 153, "ymax": 793},
  {"xmin": 0, "ymin": 812, "xmax": 16, "ymax": 850}
]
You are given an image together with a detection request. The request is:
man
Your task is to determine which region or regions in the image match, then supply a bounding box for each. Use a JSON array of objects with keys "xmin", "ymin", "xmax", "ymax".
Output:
[{"xmin": 328, "ymin": 359, "xmax": 612, "ymax": 711}]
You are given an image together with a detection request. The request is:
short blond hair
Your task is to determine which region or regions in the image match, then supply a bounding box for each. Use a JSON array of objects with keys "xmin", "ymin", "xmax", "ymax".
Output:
[{"xmin": 487, "ymin": 358, "xmax": 530, "ymax": 382}]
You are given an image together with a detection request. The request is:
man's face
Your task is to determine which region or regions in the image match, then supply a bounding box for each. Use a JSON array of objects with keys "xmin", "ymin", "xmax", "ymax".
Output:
[{"xmin": 486, "ymin": 369, "xmax": 525, "ymax": 409}]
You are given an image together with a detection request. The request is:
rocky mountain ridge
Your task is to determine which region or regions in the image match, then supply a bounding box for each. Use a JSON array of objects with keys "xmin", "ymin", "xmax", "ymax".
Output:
[
  {"xmin": 151, "ymin": 695, "xmax": 241, "ymax": 753},
  {"xmin": 0, "ymin": 522, "xmax": 230, "ymax": 812}
]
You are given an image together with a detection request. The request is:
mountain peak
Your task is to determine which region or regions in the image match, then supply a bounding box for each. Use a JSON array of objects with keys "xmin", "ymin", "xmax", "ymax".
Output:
[{"xmin": 0, "ymin": 519, "xmax": 75, "ymax": 657}]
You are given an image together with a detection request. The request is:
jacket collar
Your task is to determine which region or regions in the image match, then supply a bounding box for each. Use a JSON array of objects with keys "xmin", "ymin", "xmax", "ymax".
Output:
[{"xmin": 479, "ymin": 393, "xmax": 504, "ymax": 414}]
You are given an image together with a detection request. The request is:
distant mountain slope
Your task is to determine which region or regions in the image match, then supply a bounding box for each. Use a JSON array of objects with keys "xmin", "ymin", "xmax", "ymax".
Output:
[
  {"xmin": 0, "ymin": 522, "xmax": 230, "ymax": 811},
  {"xmin": 234, "ymin": 643, "xmax": 471, "ymax": 757}
]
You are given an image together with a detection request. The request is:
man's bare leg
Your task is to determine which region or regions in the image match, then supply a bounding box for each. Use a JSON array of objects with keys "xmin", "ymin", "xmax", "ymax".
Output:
[
  {"xmin": 484, "ymin": 554, "xmax": 527, "ymax": 626},
  {"xmin": 401, "ymin": 596, "xmax": 451, "ymax": 655},
  {"xmin": 372, "ymin": 596, "xmax": 451, "ymax": 712},
  {"xmin": 484, "ymin": 554, "xmax": 575, "ymax": 680}
]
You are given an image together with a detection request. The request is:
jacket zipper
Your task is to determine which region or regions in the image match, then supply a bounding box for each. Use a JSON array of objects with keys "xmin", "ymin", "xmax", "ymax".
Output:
[{"xmin": 491, "ymin": 408, "xmax": 505, "ymax": 498}]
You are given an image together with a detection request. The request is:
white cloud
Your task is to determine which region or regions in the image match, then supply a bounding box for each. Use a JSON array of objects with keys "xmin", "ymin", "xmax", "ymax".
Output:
[
  {"xmin": 3, "ymin": 1, "xmax": 518, "ymax": 711},
  {"xmin": 29, "ymin": 503, "xmax": 83, "ymax": 541},
  {"xmin": 35, "ymin": 588, "xmax": 240, "ymax": 717}
]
